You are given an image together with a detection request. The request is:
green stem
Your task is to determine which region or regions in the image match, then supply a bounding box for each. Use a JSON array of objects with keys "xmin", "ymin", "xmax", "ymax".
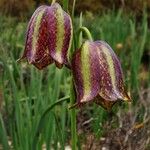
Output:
[
  {"xmin": 70, "ymin": 1, "xmax": 77, "ymax": 149},
  {"xmin": 70, "ymin": 79, "xmax": 77, "ymax": 150},
  {"xmin": 79, "ymin": 26, "xmax": 93, "ymax": 41},
  {"xmin": 78, "ymin": 12, "xmax": 83, "ymax": 48},
  {"xmin": 71, "ymin": 0, "xmax": 76, "ymax": 19},
  {"xmin": 71, "ymin": 0, "xmax": 77, "ymax": 51}
]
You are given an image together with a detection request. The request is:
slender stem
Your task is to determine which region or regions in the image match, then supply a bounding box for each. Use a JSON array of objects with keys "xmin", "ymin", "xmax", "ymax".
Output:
[
  {"xmin": 78, "ymin": 12, "xmax": 83, "ymax": 48},
  {"xmin": 71, "ymin": 0, "xmax": 77, "ymax": 51},
  {"xmin": 70, "ymin": 0, "xmax": 77, "ymax": 149},
  {"xmin": 51, "ymin": 0, "xmax": 56, "ymax": 4},
  {"xmin": 79, "ymin": 26, "xmax": 93, "ymax": 41},
  {"xmin": 71, "ymin": 0, "xmax": 76, "ymax": 19},
  {"xmin": 70, "ymin": 78, "xmax": 77, "ymax": 150}
]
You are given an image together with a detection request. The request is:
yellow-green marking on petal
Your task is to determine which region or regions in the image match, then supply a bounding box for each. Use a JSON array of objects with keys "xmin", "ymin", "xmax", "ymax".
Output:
[
  {"xmin": 55, "ymin": 5, "xmax": 65, "ymax": 62},
  {"xmin": 32, "ymin": 9, "xmax": 45, "ymax": 58},
  {"xmin": 81, "ymin": 42, "xmax": 91, "ymax": 102},
  {"xmin": 102, "ymin": 45, "xmax": 116, "ymax": 90}
]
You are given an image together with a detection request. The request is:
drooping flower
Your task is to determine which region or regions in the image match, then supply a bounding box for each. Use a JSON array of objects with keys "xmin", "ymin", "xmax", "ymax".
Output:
[
  {"xmin": 71, "ymin": 40, "xmax": 131, "ymax": 110},
  {"xmin": 19, "ymin": 3, "xmax": 72, "ymax": 69}
]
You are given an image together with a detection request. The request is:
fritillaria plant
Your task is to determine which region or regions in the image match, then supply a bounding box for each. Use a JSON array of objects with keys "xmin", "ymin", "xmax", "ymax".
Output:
[{"xmin": 18, "ymin": 0, "xmax": 131, "ymax": 149}]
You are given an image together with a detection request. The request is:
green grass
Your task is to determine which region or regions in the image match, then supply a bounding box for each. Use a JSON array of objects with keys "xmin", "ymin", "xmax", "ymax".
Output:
[{"xmin": 0, "ymin": 8, "xmax": 149, "ymax": 149}]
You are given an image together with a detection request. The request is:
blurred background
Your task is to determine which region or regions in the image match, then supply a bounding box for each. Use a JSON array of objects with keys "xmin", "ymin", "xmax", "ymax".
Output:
[{"xmin": 0, "ymin": 0, "xmax": 150, "ymax": 149}]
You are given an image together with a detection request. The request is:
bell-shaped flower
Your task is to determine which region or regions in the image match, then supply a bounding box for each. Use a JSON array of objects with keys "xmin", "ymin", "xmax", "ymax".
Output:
[
  {"xmin": 71, "ymin": 40, "xmax": 131, "ymax": 110},
  {"xmin": 18, "ymin": 3, "xmax": 72, "ymax": 69}
]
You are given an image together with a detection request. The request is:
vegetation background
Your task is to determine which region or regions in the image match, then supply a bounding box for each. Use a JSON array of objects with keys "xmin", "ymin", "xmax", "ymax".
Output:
[{"xmin": 0, "ymin": 0, "xmax": 149, "ymax": 149}]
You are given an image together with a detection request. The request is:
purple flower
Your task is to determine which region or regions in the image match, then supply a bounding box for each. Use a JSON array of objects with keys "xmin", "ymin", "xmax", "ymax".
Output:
[
  {"xmin": 71, "ymin": 40, "xmax": 131, "ymax": 110},
  {"xmin": 19, "ymin": 3, "xmax": 72, "ymax": 69}
]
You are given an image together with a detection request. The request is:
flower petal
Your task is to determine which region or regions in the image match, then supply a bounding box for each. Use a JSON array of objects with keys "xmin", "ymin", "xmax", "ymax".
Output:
[
  {"xmin": 47, "ymin": 3, "xmax": 72, "ymax": 68},
  {"xmin": 19, "ymin": 5, "xmax": 53, "ymax": 69},
  {"xmin": 72, "ymin": 41, "xmax": 101, "ymax": 105},
  {"xmin": 95, "ymin": 41, "xmax": 131, "ymax": 102}
]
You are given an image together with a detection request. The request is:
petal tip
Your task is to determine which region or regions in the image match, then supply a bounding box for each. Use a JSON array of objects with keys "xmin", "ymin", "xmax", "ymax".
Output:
[
  {"xmin": 122, "ymin": 91, "xmax": 131, "ymax": 102},
  {"xmin": 95, "ymin": 96, "xmax": 117, "ymax": 111}
]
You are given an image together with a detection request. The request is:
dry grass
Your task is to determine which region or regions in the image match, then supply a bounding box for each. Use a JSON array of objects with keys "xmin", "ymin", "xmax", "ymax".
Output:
[{"xmin": 78, "ymin": 88, "xmax": 150, "ymax": 150}]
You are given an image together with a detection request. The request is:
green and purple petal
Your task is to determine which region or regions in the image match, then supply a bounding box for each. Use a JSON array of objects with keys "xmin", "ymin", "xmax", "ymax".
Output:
[
  {"xmin": 72, "ymin": 41, "xmax": 101, "ymax": 105},
  {"xmin": 95, "ymin": 41, "xmax": 130, "ymax": 102},
  {"xmin": 47, "ymin": 3, "xmax": 72, "ymax": 68},
  {"xmin": 19, "ymin": 5, "xmax": 53, "ymax": 69},
  {"xmin": 19, "ymin": 3, "xmax": 72, "ymax": 69},
  {"xmin": 72, "ymin": 40, "xmax": 131, "ymax": 109}
]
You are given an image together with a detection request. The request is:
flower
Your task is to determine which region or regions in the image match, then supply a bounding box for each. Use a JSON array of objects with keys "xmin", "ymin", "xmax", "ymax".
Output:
[
  {"xmin": 71, "ymin": 40, "xmax": 131, "ymax": 110},
  {"xmin": 18, "ymin": 3, "xmax": 72, "ymax": 69}
]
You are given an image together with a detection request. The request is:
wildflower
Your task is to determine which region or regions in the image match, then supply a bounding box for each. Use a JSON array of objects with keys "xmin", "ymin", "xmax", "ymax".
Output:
[
  {"xmin": 72, "ymin": 40, "xmax": 131, "ymax": 110},
  {"xmin": 19, "ymin": 3, "xmax": 72, "ymax": 69}
]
